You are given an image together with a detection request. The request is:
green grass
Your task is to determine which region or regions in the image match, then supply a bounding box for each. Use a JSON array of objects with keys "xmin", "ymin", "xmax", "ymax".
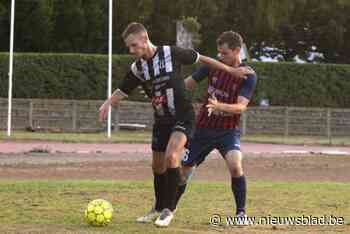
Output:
[
  {"xmin": 0, "ymin": 180, "xmax": 349, "ymax": 233},
  {"xmin": 242, "ymin": 134, "xmax": 350, "ymax": 146},
  {"xmin": 1, "ymin": 130, "xmax": 350, "ymax": 146},
  {"xmin": 0, "ymin": 131, "xmax": 151, "ymax": 144}
]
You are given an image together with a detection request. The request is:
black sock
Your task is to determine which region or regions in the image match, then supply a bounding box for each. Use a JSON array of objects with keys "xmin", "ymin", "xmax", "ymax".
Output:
[
  {"xmin": 175, "ymin": 183, "xmax": 187, "ymax": 208},
  {"xmin": 154, "ymin": 171, "xmax": 168, "ymax": 212},
  {"xmin": 166, "ymin": 167, "xmax": 181, "ymax": 211},
  {"xmin": 231, "ymin": 176, "xmax": 247, "ymax": 214}
]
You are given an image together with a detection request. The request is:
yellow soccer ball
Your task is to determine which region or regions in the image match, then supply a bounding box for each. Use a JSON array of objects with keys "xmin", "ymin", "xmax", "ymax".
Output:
[{"xmin": 85, "ymin": 199, "xmax": 113, "ymax": 226}]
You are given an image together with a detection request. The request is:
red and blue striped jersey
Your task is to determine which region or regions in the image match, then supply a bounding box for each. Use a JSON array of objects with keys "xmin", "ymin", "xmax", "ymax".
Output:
[{"xmin": 192, "ymin": 64, "xmax": 256, "ymax": 129}]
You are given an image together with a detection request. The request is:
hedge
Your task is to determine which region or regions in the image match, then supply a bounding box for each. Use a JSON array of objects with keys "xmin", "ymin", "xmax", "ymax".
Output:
[{"xmin": 1, "ymin": 53, "xmax": 350, "ymax": 107}]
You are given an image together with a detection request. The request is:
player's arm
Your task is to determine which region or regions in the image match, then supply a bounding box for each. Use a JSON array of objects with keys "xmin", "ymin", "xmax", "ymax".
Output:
[
  {"xmin": 171, "ymin": 45, "xmax": 253, "ymax": 82},
  {"xmin": 99, "ymin": 69, "xmax": 142, "ymax": 122},
  {"xmin": 198, "ymin": 55, "xmax": 254, "ymax": 79},
  {"xmin": 207, "ymin": 95, "xmax": 249, "ymax": 115},
  {"xmin": 98, "ymin": 89, "xmax": 125, "ymax": 122},
  {"xmin": 206, "ymin": 74, "xmax": 257, "ymax": 115},
  {"xmin": 184, "ymin": 65, "xmax": 209, "ymax": 90}
]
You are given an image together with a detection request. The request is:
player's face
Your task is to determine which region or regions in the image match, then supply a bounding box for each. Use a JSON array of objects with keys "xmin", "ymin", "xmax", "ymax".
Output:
[
  {"xmin": 217, "ymin": 44, "xmax": 240, "ymax": 65},
  {"xmin": 124, "ymin": 33, "xmax": 148, "ymax": 58}
]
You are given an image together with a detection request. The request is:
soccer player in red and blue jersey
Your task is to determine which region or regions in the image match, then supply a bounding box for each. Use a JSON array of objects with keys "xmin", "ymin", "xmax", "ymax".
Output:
[{"xmin": 176, "ymin": 31, "xmax": 257, "ymax": 224}]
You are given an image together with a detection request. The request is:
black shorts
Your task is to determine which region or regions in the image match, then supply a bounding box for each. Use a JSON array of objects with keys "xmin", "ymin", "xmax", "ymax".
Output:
[{"xmin": 152, "ymin": 119, "xmax": 195, "ymax": 152}]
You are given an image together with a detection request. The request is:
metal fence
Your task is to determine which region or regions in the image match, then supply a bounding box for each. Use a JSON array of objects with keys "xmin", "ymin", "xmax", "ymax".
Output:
[{"xmin": 1, "ymin": 98, "xmax": 350, "ymax": 139}]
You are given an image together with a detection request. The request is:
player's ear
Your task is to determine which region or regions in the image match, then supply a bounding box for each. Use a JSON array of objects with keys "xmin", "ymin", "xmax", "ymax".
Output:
[
  {"xmin": 141, "ymin": 32, "xmax": 149, "ymax": 43},
  {"xmin": 234, "ymin": 47, "xmax": 240, "ymax": 54}
]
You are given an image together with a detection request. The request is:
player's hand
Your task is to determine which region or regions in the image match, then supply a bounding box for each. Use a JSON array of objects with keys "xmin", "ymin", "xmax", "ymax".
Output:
[
  {"xmin": 99, "ymin": 100, "xmax": 111, "ymax": 122},
  {"xmin": 206, "ymin": 94, "xmax": 219, "ymax": 116},
  {"xmin": 228, "ymin": 66, "xmax": 255, "ymax": 79}
]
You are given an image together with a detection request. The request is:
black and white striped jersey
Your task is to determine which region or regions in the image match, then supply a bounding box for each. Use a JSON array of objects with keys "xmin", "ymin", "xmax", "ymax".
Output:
[{"xmin": 118, "ymin": 45, "xmax": 199, "ymax": 124}]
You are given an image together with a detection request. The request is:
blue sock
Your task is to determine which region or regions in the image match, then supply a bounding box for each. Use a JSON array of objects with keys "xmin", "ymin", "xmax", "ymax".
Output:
[
  {"xmin": 175, "ymin": 183, "xmax": 187, "ymax": 208},
  {"xmin": 231, "ymin": 176, "xmax": 246, "ymax": 214}
]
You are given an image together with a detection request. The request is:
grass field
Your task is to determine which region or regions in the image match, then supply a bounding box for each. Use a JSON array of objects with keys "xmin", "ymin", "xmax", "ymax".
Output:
[
  {"xmin": 1, "ymin": 130, "xmax": 350, "ymax": 146},
  {"xmin": 0, "ymin": 180, "xmax": 349, "ymax": 234},
  {"xmin": 1, "ymin": 130, "xmax": 350, "ymax": 233}
]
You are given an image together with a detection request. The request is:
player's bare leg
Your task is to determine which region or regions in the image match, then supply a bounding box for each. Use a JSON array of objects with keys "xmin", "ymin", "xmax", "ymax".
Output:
[
  {"xmin": 225, "ymin": 150, "xmax": 249, "ymax": 225},
  {"xmin": 225, "ymin": 150, "xmax": 243, "ymax": 177},
  {"xmin": 136, "ymin": 151, "xmax": 167, "ymax": 223},
  {"xmin": 154, "ymin": 131, "xmax": 187, "ymax": 227}
]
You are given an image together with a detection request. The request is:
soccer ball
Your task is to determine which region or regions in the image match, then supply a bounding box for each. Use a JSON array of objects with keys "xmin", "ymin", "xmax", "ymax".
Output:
[{"xmin": 85, "ymin": 199, "xmax": 113, "ymax": 226}]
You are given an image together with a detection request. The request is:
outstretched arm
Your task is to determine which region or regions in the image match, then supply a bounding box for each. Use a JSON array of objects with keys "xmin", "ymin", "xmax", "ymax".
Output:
[
  {"xmin": 172, "ymin": 46, "xmax": 254, "ymax": 79},
  {"xmin": 198, "ymin": 55, "xmax": 254, "ymax": 79},
  {"xmin": 99, "ymin": 69, "xmax": 142, "ymax": 122},
  {"xmin": 99, "ymin": 90, "xmax": 126, "ymax": 122}
]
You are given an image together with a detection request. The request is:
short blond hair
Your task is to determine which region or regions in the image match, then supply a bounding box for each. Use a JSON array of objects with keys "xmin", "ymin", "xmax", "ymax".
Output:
[{"xmin": 122, "ymin": 22, "xmax": 147, "ymax": 40}]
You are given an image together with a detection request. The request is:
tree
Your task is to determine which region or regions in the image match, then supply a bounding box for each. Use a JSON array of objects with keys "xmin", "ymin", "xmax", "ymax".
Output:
[
  {"xmin": 0, "ymin": 0, "xmax": 9, "ymax": 51},
  {"xmin": 113, "ymin": 0, "xmax": 154, "ymax": 53},
  {"xmin": 13, "ymin": 0, "xmax": 54, "ymax": 52},
  {"xmin": 52, "ymin": 0, "xmax": 87, "ymax": 52},
  {"xmin": 81, "ymin": 0, "xmax": 106, "ymax": 53},
  {"xmin": 0, "ymin": 0, "xmax": 349, "ymax": 64}
]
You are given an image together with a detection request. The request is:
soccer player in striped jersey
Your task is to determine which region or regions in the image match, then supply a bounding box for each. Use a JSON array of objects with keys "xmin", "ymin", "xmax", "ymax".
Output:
[
  {"xmin": 99, "ymin": 23, "xmax": 254, "ymax": 227},
  {"xmin": 177, "ymin": 31, "xmax": 257, "ymax": 225}
]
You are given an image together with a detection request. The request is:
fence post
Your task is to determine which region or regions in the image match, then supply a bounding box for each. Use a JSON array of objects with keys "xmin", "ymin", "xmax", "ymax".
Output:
[
  {"xmin": 28, "ymin": 99, "xmax": 33, "ymax": 128},
  {"xmin": 72, "ymin": 100, "xmax": 77, "ymax": 131},
  {"xmin": 327, "ymin": 108, "xmax": 332, "ymax": 145},
  {"xmin": 284, "ymin": 107, "xmax": 289, "ymax": 140},
  {"xmin": 241, "ymin": 111, "xmax": 247, "ymax": 136},
  {"xmin": 114, "ymin": 104, "xmax": 120, "ymax": 132}
]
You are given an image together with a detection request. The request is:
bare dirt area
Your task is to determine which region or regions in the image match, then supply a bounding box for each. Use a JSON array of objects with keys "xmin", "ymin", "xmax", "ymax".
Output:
[{"xmin": 0, "ymin": 152, "xmax": 349, "ymax": 182}]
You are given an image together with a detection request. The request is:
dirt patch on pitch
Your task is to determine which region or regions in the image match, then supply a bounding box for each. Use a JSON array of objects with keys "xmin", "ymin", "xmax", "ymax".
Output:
[{"xmin": 0, "ymin": 153, "xmax": 349, "ymax": 182}]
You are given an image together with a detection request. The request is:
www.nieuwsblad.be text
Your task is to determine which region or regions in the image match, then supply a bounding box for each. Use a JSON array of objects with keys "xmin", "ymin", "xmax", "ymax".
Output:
[{"xmin": 209, "ymin": 214, "xmax": 345, "ymax": 226}]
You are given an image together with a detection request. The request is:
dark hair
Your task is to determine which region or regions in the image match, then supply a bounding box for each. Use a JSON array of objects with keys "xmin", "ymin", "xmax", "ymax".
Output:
[
  {"xmin": 122, "ymin": 22, "xmax": 147, "ymax": 40},
  {"xmin": 216, "ymin": 31, "xmax": 243, "ymax": 49}
]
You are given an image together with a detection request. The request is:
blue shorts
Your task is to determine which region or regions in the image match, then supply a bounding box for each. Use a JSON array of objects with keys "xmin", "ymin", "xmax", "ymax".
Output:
[{"xmin": 181, "ymin": 128, "xmax": 241, "ymax": 167}]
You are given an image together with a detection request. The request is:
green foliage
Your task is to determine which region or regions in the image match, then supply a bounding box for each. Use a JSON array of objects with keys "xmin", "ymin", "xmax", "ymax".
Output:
[
  {"xmin": 14, "ymin": 0, "xmax": 54, "ymax": 52},
  {"xmin": 51, "ymin": 0, "xmax": 107, "ymax": 53},
  {"xmin": 181, "ymin": 16, "xmax": 202, "ymax": 48},
  {"xmin": 0, "ymin": 0, "xmax": 9, "ymax": 51},
  {"xmin": 0, "ymin": 53, "xmax": 130, "ymax": 100},
  {"xmin": 250, "ymin": 62, "xmax": 350, "ymax": 107},
  {"xmin": 1, "ymin": 53, "xmax": 350, "ymax": 107},
  {"xmin": 0, "ymin": 0, "xmax": 349, "ymax": 63},
  {"xmin": 182, "ymin": 16, "xmax": 201, "ymax": 34}
]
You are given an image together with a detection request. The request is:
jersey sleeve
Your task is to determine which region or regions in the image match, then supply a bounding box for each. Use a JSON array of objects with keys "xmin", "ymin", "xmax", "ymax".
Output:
[
  {"xmin": 239, "ymin": 74, "xmax": 257, "ymax": 100},
  {"xmin": 191, "ymin": 65, "xmax": 209, "ymax": 83},
  {"xmin": 118, "ymin": 70, "xmax": 143, "ymax": 97},
  {"xmin": 171, "ymin": 46, "xmax": 200, "ymax": 65}
]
